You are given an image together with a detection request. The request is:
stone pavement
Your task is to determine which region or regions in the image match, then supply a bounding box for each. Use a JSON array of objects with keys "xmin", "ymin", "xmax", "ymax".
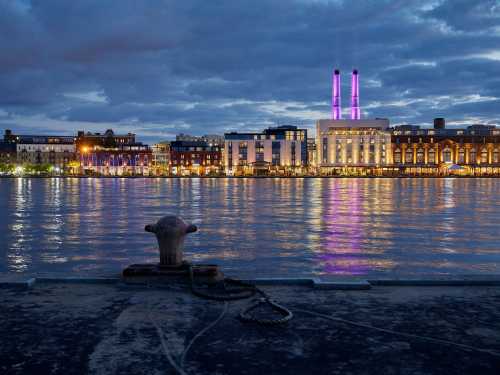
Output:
[{"xmin": 1, "ymin": 282, "xmax": 500, "ymax": 374}]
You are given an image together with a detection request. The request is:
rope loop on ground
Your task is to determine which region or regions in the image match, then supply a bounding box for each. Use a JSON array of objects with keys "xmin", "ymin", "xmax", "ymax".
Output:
[
  {"xmin": 239, "ymin": 297, "xmax": 294, "ymax": 325},
  {"xmin": 188, "ymin": 263, "xmax": 293, "ymax": 325}
]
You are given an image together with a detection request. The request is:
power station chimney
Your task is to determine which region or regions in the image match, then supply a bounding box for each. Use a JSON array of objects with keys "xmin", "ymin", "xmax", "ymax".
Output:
[
  {"xmin": 332, "ymin": 69, "xmax": 341, "ymax": 120},
  {"xmin": 351, "ymin": 69, "xmax": 360, "ymax": 120}
]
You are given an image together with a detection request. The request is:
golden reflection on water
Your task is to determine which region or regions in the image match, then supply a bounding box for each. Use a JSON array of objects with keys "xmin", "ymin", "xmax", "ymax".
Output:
[
  {"xmin": 1, "ymin": 178, "xmax": 499, "ymax": 278},
  {"xmin": 8, "ymin": 178, "xmax": 33, "ymax": 271}
]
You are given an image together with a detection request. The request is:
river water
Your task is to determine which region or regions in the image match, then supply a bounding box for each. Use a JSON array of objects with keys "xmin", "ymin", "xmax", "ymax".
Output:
[{"xmin": 0, "ymin": 177, "xmax": 499, "ymax": 279}]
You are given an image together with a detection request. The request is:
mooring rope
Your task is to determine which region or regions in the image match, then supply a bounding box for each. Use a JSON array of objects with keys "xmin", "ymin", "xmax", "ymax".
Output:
[
  {"xmin": 188, "ymin": 263, "xmax": 293, "ymax": 325},
  {"xmin": 295, "ymin": 308, "xmax": 500, "ymax": 358},
  {"xmin": 147, "ymin": 270, "xmax": 500, "ymax": 375},
  {"xmin": 180, "ymin": 301, "xmax": 228, "ymax": 368},
  {"xmin": 147, "ymin": 300, "xmax": 189, "ymax": 375}
]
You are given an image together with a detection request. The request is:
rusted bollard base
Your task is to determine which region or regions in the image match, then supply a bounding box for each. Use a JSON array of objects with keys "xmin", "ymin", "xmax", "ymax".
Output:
[{"xmin": 122, "ymin": 263, "xmax": 223, "ymax": 285}]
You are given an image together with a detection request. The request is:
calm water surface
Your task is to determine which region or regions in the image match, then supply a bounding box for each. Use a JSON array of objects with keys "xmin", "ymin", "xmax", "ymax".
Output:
[{"xmin": 0, "ymin": 178, "xmax": 499, "ymax": 279}]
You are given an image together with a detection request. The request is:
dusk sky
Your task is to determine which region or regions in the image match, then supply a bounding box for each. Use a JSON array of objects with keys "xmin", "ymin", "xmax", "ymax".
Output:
[{"xmin": 1, "ymin": 0, "xmax": 500, "ymax": 143}]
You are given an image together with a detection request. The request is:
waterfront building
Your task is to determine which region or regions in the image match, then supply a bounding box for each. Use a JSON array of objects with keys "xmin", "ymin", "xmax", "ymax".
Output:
[
  {"xmin": 76, "ymin": 129, "xmax": 136, "ymax": 150},
  {"xmin": 170, "ymin": 140, "xmax": 222, "ymax": 176},
  {"xmin": 307, "ymin": 138, "xmax": 317, "ymax": 172},
  {"xmin": 0, "ymin": 131, "xmax": 16, "ymax": 166},
  {"xmin": 1, "ymin": 129, "xmax": 78, "ymax": 174},
  {"xmin": 0, "ymin": 142, "xmax": 16, "ymax": 174},
  {"xmin": 316, "ymin": 119, "xmax": 392, "ymax": 175},
  {"xmin": 391, "ymin": 118, "xmax": 500, "ymax": 176},
  {"xmin": 151, "ymin": 142, "xmax": 171, "ymax": 176},
  {"xmin": 316, "ymin": 69, "xmax": 393, "ymax": 175},
  {"xmin": 224, "ymin": 125, "xmax": 308, "ymax": 176},
  {"xmin": 15, "ymin": 134, "xmax": 76, "ymax": 173},
  {"xmin": 77, "ymin": 129, "xmax": 151, "ymax": 176}
]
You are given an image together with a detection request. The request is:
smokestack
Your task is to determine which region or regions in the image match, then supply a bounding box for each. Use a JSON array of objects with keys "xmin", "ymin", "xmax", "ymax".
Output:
[
  {"xmin": 351, "ymin": 69, "xmax": 360, "ymax": 120},
  {"xmin": 332, "ymin": 69, "xmax": 341, "ymax": 120}
]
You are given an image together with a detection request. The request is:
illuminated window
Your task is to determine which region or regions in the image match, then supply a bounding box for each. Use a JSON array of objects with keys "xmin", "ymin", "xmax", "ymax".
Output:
[
  {"xmin": 428, "ymin": 149, "xmax": 435, "ymax": 164},
  {"xmin": 346, "ymin": 142, "xmax": 352, "ymax": 163},
  {"xmin": 359, "ymin": 140, "xmax": 365, "ymax": 162},
  {"xmin": 480, "ymin": 148, "xmax": 488, "ymax": 163},
  {"xmin": 322, "ymin": 138, "xmax": 328, "ymax": 164},
  {"xmin": 443, "ymin": 148, "xmax": 452, "ymax": 163},
  {"xmin": 405, "ymin": 149, "xmax": 413, "ymax": 164},
  {"xmin": 417, "ymin": 149, "xmax": 424, "ymax": 163},
  {"xmin": 458, "ymin": 149, "xmax": 465, "ymax": 164},
  {"xmin": 335, "ymin": 139, "xmax": 342, "ymax": 163},
  {"xmin": 394, "ymin": 149, "xmax": 401, "ymax": 164},
  {"xmin": 470, "ymin": 150, "xmax": 477, "ymax": 164}
]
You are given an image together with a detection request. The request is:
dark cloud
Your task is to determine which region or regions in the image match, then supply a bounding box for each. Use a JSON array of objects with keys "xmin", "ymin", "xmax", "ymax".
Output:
[
  {"xmin": 0, "ymin": 0, "xmax": 499, "ymax": 142},
  {"xmin": 426, "ymin": 0, "xmax": 500, "ymax": 32}
]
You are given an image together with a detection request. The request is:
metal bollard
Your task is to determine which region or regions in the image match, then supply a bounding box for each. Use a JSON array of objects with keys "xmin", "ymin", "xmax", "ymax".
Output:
[{"xmin": 145, "ymin": 216, "xmax": 197, "ymax": 267}]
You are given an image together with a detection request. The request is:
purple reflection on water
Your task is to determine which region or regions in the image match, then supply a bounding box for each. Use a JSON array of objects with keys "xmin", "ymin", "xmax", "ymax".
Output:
[{"xmin": 320, "ymin": 181, "xmax": 370, "ymax": 275}]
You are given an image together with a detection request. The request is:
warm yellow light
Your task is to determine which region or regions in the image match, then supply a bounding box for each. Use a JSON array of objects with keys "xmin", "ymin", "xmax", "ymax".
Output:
[{"xmin": 81, "ymin": 146, "xmax": 89, "ymax": 153}]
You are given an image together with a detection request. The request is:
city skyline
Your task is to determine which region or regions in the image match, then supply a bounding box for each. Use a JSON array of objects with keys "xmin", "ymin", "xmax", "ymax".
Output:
[{"xmin": 1, "ymin": 0, "xmax": 500, "ymax": 144}]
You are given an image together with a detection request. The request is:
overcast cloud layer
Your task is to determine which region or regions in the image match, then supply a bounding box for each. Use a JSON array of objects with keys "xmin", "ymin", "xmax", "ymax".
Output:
[{"xmin": 1, "ymin": 0, "xmax": 500, "ymax": 143}]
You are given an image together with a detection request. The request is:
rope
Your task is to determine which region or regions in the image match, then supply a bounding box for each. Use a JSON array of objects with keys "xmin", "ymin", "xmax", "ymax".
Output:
[
  {"xmin": 239, "ymin": 297, "xmax": 294, "ymax": 325},
  {"xmin": 295, "ymin": 308, "xmax": 500, "ymax": 358},
  {"xmin": 147, "ymin": 300, "xmax": 188, "ymax": 375},
  {"xmin": 180, "ymin": 301, "xmax": 228, "ymax": 368},
  {"xmin": 188, "ymin": 263, "xmax": 293, "ymax": 325}
]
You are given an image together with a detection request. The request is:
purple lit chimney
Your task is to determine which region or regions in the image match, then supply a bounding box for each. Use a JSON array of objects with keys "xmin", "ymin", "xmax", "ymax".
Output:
[
  {"xmin": 351, "ymin": 69, "xmax": 360, "ymax": 120},
  {"xmin": 332, "ymin": 69, "xmax": 341, "ymax": 120}
]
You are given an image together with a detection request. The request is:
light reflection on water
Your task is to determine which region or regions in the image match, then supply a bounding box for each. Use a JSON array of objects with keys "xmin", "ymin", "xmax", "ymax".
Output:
[{"xmin": 0, "ymin": 177, "xmax": 499, "ymax": 279}]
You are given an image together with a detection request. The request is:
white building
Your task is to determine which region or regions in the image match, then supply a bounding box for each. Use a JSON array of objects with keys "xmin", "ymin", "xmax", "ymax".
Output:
[
  {"xmin": 224, "ymin": 125, "xmax": 308, "ymax": 175},
  {"xmin": 16, "ymin": 136, "xmax": 76, "ymax": 170},
  {"xmin": 316, "ymin": 119, "xmax": 392, "ymax": 172},
  {"xmin": 151, "ymin": 142, "xmax": 171, "ymax": 175}
]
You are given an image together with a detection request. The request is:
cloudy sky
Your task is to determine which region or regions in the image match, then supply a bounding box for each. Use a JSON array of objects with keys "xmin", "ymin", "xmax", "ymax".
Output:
[{"xmin": 1, "ymin": 0, "xmax": 500, "ymax": 143}]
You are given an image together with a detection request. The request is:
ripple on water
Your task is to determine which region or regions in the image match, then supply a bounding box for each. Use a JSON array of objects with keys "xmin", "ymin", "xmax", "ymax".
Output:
[{"xmin": 0, "ymin": 177, "xmax": 499, "ymax": 279}]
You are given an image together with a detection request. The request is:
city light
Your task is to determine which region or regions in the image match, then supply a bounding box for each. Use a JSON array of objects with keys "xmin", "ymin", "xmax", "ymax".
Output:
[{"xmin": 1, "ymin": 73, "xmax": 500, "ymax": 177}]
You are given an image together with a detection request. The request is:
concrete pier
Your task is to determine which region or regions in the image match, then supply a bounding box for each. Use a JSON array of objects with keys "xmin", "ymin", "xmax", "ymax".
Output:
[{"xmin": 1, "ymin": 280, "xmax": 500, "ymax": 374}]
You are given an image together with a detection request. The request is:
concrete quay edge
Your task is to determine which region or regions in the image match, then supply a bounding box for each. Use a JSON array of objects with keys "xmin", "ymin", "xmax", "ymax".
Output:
[
  {"xmin": 35, "ymin": 277, "xmax": 121, "ymax": 284},
  {"xmin": 368, "ymin": 278, "xmax": 500, "ymax": 286},
  {"xmin": 2, "ymin": 276, "xmax": 500, "ymax": 289}
]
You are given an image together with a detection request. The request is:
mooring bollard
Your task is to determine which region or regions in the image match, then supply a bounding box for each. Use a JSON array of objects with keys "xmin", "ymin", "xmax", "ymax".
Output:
[
  {"xmin": 144, "ymin": 216, "xmax": 197, "ymax": 267},
  {"xmin": 122, "ymin": 215, "xmax": 221, "ymax": 282}
]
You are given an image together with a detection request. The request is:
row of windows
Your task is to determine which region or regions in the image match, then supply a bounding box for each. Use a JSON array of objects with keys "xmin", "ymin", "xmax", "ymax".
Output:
[
  {"xmin": 321, "ymin": 137, "xmax": 387, "ymax": 164},
  {"xmin": 323, "ymin": 130, "xmax": 383, "ymax": 136},
  {"xmin": 393, "ymin": 148, "xmax": 500, "ymax": 164},
  {"xmin": 19, "ymin": 147, "xmax": 74, "ymax": 152},
  {"xmin": 178, "ymin": 154, "xmax": 219, "ymax": 159},
  {"xmin": 171, "ymin": 160, "xmax": 221, "ymax": 165},
  {"xmin": 393, "ymin": 130, "xmax": 500, "ymax": 136},
  {"xmin": 172, "ymin": 147, "xmax": 220, "ymax": 152}
]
